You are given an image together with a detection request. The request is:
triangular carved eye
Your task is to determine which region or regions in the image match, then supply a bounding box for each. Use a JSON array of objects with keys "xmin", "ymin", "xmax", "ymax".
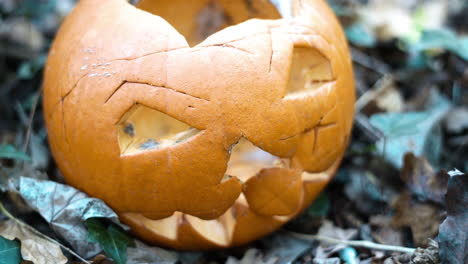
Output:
[
  {"xmin": 284, "ymin": 47, "xmax": 334, "ymax": 99},
  {"xmin": 118, "ymin": 104, "xmax": 200, "ymax": 155}
]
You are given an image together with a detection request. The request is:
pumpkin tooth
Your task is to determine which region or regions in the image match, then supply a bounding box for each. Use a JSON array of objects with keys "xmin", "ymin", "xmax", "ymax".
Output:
[
  {"xmin": 185, "ymin": 208, "xmax": 235, "ymax": 246},
  {"xmin": 301, "ymin": 171, "xmax": 330, "ymax": 182},
  {"xmin": 122, "ymin": 212, "xmax": 181, "ymax": 241},
  {"xmin": 272, "ymin": 215, "xmax": 294, "ymax": 222}
]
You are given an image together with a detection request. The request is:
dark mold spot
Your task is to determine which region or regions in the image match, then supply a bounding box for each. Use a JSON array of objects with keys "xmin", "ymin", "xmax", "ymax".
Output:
[{"xmin": 124, "ymin": 123, "xmax": 135, "ymax": 137}]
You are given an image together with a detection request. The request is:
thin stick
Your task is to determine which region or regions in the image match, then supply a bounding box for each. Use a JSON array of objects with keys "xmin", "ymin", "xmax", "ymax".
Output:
[
  {"xmin": 0, "ymin": 200, "xmax": 91, "ymax": 264},
  {"xmin": 351, "ymin": 48, "xmax": 390, "ymax": 76},
  {"xmin": 22, "ymin": 86, "xmax": 43, "ymax": 152},
  {"xmin": 288, "ymin": 231, "xmax": 416, "ymax": 254}
]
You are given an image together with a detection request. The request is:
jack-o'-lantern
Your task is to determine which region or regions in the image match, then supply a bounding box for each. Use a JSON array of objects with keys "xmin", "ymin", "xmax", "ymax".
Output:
[{"xmin": 43, "ymin": 0, "xmax": 355, "ymax": 250}]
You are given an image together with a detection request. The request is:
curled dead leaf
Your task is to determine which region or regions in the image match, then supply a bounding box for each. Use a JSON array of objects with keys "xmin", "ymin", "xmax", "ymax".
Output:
[{"xmin": 0, "ymin": 219, "xmax": 67, "ymax": 264}]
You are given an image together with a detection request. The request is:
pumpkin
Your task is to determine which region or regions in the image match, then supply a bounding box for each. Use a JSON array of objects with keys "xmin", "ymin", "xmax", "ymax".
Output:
[{"xmin": 43, "ymin": 0, "xmax": 355, "ymax": 250}]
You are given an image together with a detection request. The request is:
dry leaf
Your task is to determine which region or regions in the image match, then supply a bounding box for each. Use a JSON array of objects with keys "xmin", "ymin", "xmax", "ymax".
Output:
[
  {"xmin": 392, "ymin": 192, "xmax": 442, "ymax": 246},
  {"xmin": 127, "ymin": 241, "xmax": 178, "ymax": 264},
  {"xmin": 370, "ymin": 215, "xmax": 404, "ymax": 247},
  {"xmin": 17, "ymin": 176, "xmax": 124, "ymax": 258},
  {"xmin": 400, "ymin": 154, "xmax": 448, "ymax": 204},
  {"xmin": 0, "ymin": 219, "xmax": 67, "ymax": 264},
  {"xmin": 314, "ymin": 221, "xmax": 358, "ymax": 259},
  {"xmin": 437, "ymin": 170, "xmax": 468, "ymax": 264},
  {"xmin": 226, "ymin": 249, "xmax": 277, "ymax": 264}
]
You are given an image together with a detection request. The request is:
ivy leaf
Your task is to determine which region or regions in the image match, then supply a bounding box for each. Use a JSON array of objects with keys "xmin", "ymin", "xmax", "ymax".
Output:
[
  {"xmin": 86, "ymin": 218, "xmax": 134, "ymax": 264},
  {"xmin": 0, "ymin": 145, "xmax": 31, "ymax": 161},
  {"xmin": 413, "ymin": 29, "xmax": 468, "ymax": 61},
  {"xmin": 0, "ymin": 220, "xmax": 67, "ymax": 264},
  {"xmin": 369, "ymin": 89, "xmax": 451, "ymax": 168},
  {"xmin": 345, "ymin": 22, "xmax": 376, "ymax": 47},
  {"xmin": 307, "ymin": 193, "xmax": 331, "ymax": 217},
  {"xmin": 0, "ymin": 236, "xmax": 21, "ymax": 264}
]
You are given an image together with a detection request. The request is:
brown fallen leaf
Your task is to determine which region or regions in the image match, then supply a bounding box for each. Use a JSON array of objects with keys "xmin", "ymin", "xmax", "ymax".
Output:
[
  {"xmin": 226, "ymin": 248, "xmax": 277, "ymax": 264},
  {"xmin": 314, "ymin": 220, "xmax": 359, "ymax": 259},
  {"xmin": 370, "ymin": 215, "xmax": 405, "ymax": 247},
  {"xmin": 400, "ymin": 154, "xmax": 448, "ymax": 204},
  {"xmin": 391, "ymin": 192, "xmax": 442, "ymax": 247},
  {"xmin": 0, "ymin": 219, "xmax": 68, "ymax": 264}
]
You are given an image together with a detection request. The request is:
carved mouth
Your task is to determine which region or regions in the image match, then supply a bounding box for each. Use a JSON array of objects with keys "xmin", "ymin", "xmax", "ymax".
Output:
[{"xmin": 226, "ymin": 137, "xmax": 282, "ymax": 182}]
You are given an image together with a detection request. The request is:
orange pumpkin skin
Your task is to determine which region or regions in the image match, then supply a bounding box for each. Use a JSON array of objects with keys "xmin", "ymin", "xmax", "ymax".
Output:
[{"xmin": 43, "ymin": 0, "xmax": 355, "ymax": 250}]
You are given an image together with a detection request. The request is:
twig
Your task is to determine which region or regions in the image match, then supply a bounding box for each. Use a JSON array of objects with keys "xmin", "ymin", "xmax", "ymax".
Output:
[
  {"xmin": 0, "ymin": 200, "xmax": 91, "ymax": 264},
  {"xmin": 355, "ymin": 75, "xmax": 394, "ymax": 113},
  {"xmin": 287, "ymin": 231, "xmax": 416, "ymax": 254},
  {"xmin": 354, "ymin": 113, "xmax": 384, "ymax": 142},
  {"xmin": 351, "ymin": 48, "xmax": 390, "ymax": 75},
  {"xmin": 22, "ymin": 86, "xmax": 43, "ymax": 152}
]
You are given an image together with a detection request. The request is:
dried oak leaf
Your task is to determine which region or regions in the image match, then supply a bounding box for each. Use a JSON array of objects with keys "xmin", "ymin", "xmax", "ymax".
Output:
[
  {"xmin": 314, "ymin": 221, "xmax": 358, "ymax": 259},
  {"xmin": 400, "ymin": 154, "xmax": 448, "ymax": 204},
  {"xmin": 370, "ymin": 215, "xmax": 405, "ymax": 247},
  {"xmin": 225, "ymin": 249, "xmax": 277, "ymax": 264},
  {"xmin": 392, "ymin": 191, "xmax": 442, "ymax": 247},
  {"xmin": 16, "ymin": 176, "xmax": 124, "ymax": 258},
  {"xmin": 126, "ymin": 241, "xmax": 178, "ymax": 264},
  {"xmin": 0, "ymin": 219, "xmax": 67, "ymax": 264}
]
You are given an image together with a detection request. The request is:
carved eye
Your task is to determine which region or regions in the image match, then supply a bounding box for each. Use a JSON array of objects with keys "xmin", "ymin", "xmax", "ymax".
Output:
[
  {"xmin": 285, "ymin": 47, "xmax": 334, "ymax": 99},
  {"xmin": 118, "ymin": 104, "xmax": 200, "ymax": 156}
]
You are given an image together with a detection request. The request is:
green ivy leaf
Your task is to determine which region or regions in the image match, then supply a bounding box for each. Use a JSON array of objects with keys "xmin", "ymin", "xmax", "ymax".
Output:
[
  {"xmin": 17, "ymin": 55, "xmax": 47, "ymax": 80},
  {"xmin": 345, "ymin": 22, "xmax": 376, "ymax": 47},
  {"xmin": 86, "ymin": 218, "xmax": 133, "ymax": 264},
  {"xmin": 0, "ymin": 236, "xmax": 21, "ymax": 264},
  {"xmin": 415, "ymin": 29, "xmax": 468, "ymax": 60},
  {"xmin": 307, "ymin": 193, "xmax": 330, "ymax": 217},
  {"xmin": 369, "ymin": 89, "xmax": 451, "ymax": 168},
  {"xmin": 404, "ymin": 28, "xmax": 468, "ymax": 67},
  {"xmin": 0, "ymin": 145, "xmax": 31, "ymax": 161}
]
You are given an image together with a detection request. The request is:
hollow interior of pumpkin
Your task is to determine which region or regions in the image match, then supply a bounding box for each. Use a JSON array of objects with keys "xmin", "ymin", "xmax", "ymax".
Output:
[{"xmin": 136, "ymin": 0, "xmax": 282, "ymax": 46}]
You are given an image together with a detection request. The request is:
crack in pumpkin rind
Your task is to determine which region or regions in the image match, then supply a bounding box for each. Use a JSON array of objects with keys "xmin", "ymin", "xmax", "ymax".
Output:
[
  {"xmin": 104, "ymin": 81, "xmax": 211, "ymax": 104},
  {"xmin": 48, "ymin": 22, "xmax": 331, "ymax": 118}
]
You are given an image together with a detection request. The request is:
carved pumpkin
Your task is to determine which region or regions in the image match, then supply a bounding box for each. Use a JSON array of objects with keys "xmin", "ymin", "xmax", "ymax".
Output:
[{"xmin": 43, "ymin": 0, "xmax": 355, "ymax": 249}]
